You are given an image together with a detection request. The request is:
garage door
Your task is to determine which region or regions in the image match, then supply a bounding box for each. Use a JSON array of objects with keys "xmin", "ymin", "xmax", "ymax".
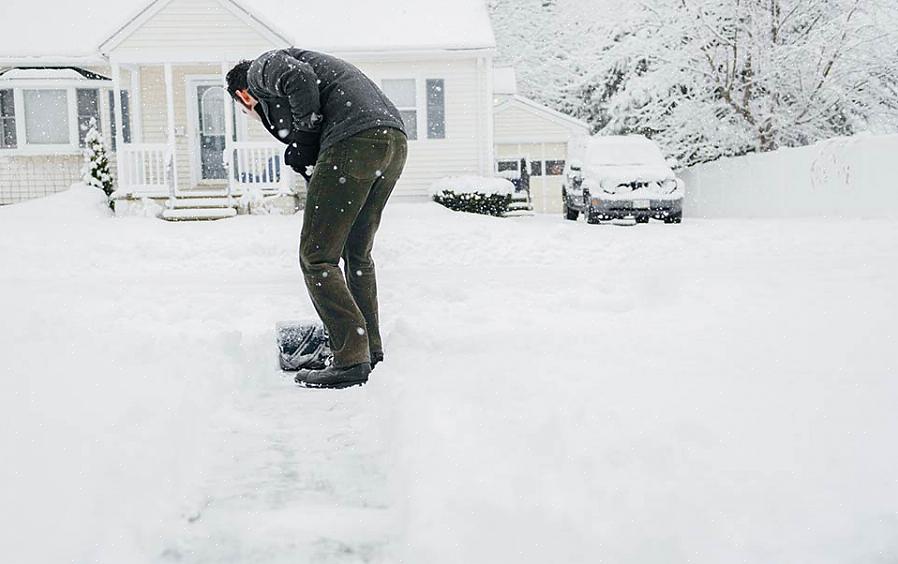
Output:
[{"xmin": 495, "ymin": 142, "xmax": 567, "ymax": 214}]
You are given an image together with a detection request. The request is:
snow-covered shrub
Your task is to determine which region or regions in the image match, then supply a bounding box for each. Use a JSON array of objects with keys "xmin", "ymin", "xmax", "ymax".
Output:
[
  {"xmin": 430, "ymin": 176, "xmax": 515, "ymax": 217},
  {"xmin": 238, "ymin": 187, "xmax": 287, "ymax": 215},
  {"xmin": 80, "ymin": 118, "xmax": 114, "ymax": 209}
]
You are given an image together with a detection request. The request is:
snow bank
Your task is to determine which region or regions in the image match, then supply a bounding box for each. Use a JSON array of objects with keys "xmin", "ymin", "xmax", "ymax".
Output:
[
  {"xmin": 2, "ymin": 186, "xmax": 897, "ymax": 562},
  {"xmin": 681, "ymin": 134, "xmax": 898, "ymax": 218},
  {"xmin": 429, "ymin": 175, "xmax": 516, "ymax": 197},
  {"xmin": 0, "ymin": 183, "xmax": 111, "ymax": 221}
]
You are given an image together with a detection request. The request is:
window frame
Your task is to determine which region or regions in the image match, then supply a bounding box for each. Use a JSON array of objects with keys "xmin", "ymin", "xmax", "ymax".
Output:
[
  {"xmin": 381, "ymin": 78, "xmax": 419, "ymax": 141},
  {"xmin": 545, "ymin": 159, "xmax": 566, "ymax": 176},
  {"xmin": 0, "ymin": 78, "xmax": 114, "ymax": 154},
  {"xmin": 76, "ymin": 88, "xmax": 102, "ymax": 148},
  {"xmin": 496, "ymin": 159, "xmax": 520, "ymax": 173},
  {"xmin": 379, "ymin": 73, "xmax": 448, "ymax": 142}
]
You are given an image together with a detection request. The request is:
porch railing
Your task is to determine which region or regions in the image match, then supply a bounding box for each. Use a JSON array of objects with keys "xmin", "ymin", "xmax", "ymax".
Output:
[
  {"xmin": 119, "ymin": 143, "xmax": 172, "ymax": 193},
  {"xmin": 116, "ymin": 141, "xmax": 292, "ymax": 197},
  {"xmin": 229, "ymin": 142, "xmax": 292, "ymax": 193}
]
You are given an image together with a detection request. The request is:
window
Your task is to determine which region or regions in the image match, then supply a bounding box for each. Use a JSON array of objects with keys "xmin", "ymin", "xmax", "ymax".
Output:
[
  {"xmin": 0, "ymin": 89, "xmax": 15, "ymax": 148},
  {"xmin": 23, "ymin": 89, "xmax": 69, "ymax": 145},
  {"xmin": 382, "ymin": 79, "xmax": 417, "ymax": 140},
  {"xmin": 530, "ymin": 161, "xmax": 543, "ymax": 176},
  {"xmin": 497, "ymin": 160, "xmax": 519, "ymax": 173},
  {"xmin": 107, "ymin": 90, "xmax": 131, "ymax": 150},
  {"xmin": 426, "ymin": 79, "xmax": 445, "ymax": 139},
  {"xmin": 76, "ymin": 89, "xmax": 100, "ymax": 147},
  {"xmin": 545, "ymin": 160, "xmax": 566, "ymax": 175}
]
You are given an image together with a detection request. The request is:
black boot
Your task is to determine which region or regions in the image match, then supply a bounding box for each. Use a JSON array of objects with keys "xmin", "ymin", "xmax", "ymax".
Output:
[{"xmin": 294, "ymin": 362, "xmax": 371, "ymax": 389}]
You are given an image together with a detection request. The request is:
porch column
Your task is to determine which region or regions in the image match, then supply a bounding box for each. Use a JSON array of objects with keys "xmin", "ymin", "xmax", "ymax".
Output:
[
  {"xmin": 163, "ymin": 63, "xmax": 178, "ymax": 200},
  {"xmin": 221, "ymin": 61, "xmax": 236, "ymax": 198},
  {"xmin": 127, "ymin": 64, "xmax": 143, "ymax": 143},
  {"xmin": 111, "ymin": 62, "xmax": 126, "ymax": 190}
]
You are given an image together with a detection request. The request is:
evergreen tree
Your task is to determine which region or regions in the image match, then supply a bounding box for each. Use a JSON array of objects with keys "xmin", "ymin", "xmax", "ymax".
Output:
[{"xmin": 81, "ymin": 118, "xmax": 114, "ymax": 209}]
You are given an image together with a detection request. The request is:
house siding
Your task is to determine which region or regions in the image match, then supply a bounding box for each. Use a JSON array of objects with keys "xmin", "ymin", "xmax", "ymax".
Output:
[
  {"xmin": 353, "ymin": 58, "xmax": 488, "ymax": 198},
  {"xmin": 494, "ymin": 102, "xmax": 585, "ymax": 142}
]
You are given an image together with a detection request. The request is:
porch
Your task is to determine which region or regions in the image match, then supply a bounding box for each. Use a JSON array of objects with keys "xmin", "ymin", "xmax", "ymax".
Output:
[{"xmin": 109, "ymin": 59, "xmax": 299, "ymax": 217}]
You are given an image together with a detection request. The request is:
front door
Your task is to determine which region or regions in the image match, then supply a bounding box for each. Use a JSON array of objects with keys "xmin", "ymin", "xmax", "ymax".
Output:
[{"xmin": 194, "ymin": 84, "xmax": 227, "ymax": 181}]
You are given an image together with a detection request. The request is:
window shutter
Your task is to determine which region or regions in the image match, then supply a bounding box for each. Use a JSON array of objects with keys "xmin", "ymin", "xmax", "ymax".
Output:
[{"xmin": 426, "ymin": 79, "xmax": 445, "ymax": 139}]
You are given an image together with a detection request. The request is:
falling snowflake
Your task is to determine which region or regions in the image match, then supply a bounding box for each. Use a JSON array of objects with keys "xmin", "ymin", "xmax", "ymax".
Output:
[{"xmin": 356, "ymin": 327, "xmax": 366, "ymax": 336}]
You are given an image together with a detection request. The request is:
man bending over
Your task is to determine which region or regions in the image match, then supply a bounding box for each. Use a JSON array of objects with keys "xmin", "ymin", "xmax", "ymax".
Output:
[{"xmin": 227, "ymin": 49, "xmax": 408, "ymax": 389}]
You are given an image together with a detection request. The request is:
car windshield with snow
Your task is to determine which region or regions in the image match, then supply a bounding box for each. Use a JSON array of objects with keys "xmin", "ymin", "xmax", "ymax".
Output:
[{"xmin": 562, "ymin": 136, "xmax": 684, "ymax": 224}]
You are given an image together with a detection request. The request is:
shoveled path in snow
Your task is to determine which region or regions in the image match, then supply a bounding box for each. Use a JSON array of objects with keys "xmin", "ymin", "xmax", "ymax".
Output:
[{"xmin": 159, "ymin": 375, "xmax": 392, "ymax": 563}]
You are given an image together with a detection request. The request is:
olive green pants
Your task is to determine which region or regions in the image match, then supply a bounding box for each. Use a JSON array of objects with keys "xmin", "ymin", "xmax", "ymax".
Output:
[{"xmin": 300, "ymin": 127, "xmax": 408, "ymax": 368}]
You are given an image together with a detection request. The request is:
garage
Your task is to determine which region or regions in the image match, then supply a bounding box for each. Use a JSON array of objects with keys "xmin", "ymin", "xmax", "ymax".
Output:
[{"xmin": 492, "ymin": 86, "xmax": 590, "ymax": 214}]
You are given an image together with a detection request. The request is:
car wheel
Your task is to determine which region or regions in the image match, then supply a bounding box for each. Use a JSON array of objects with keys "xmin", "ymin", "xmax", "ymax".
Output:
[
  {"xmin": 564, "ymin": 203, "xmax": 579, "ymax": 221},
  {"xmin": 664, "ymin": 211, "xmax": 683, "ymax": 224}
]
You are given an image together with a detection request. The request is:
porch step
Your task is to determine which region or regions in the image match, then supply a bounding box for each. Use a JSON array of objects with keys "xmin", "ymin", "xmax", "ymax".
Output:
[
  {"xmin": 170, "ymin": 197, "xmax": 235, "ymax": 209},
  {"xmin": 161, "ymin": 207, "xmax": 238, "ymax": 222},
  {"xmin": 175, "ymin": 190, "xmax": 234, "ymax": 199},
  {"xmin": 503, "ymin": 209, "xmax": 536, "ymax": 218},
  {"xmin": 508, "ymin": 201, "xmax": 534, "ymax": 211}
]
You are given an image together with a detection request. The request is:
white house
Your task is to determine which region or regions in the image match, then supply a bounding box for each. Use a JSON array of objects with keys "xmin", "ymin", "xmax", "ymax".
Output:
[{"xmin": 0, "ymin": 0, "xmax": 588, "ymax": 216}]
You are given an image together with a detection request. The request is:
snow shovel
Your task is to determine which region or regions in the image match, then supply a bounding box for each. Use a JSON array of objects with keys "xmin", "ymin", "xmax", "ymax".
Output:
[{"xmin": 276, "ymin": 320, "xmax": 331, "ymax": 371}]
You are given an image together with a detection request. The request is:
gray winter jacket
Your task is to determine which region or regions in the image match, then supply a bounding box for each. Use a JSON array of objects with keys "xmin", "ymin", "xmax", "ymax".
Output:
[{"xmin": 247, "ymin": 48, "xmax": 407, "ymax": 152}]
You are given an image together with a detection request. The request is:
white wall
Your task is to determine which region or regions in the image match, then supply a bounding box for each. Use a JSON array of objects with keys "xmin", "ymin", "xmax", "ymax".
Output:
[{"xmin": 682, "ymin": 135, "xmax": 898, "ymax": 218}]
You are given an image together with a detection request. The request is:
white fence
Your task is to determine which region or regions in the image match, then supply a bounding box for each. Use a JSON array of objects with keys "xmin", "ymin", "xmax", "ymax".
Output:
[
  {"xmin": 230, "ymin": 142, "xmax": 291, "ymax": 192},
  {"xmin": 681, "ymin": 135, "xmax": 898, "ymax": 218},
  {"xmin": 119, "ymin": 143, "xmax": 171, "ymax": 193}
]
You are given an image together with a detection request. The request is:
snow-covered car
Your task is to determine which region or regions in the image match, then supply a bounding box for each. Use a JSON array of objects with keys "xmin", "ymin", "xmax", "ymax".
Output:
[{"xmin": 562, "ymin": 136, "xmax": 684, "ymax": 224}]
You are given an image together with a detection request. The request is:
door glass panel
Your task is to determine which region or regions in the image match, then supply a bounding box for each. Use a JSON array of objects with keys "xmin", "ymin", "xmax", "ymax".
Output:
[{"xmin": 197, "ymin": 85, "xmax": 227, "ymax": 180}]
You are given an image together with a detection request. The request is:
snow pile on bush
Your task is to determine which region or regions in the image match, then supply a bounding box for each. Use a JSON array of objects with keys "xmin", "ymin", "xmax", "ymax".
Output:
[
  {"xmin": 0, "ymin": 183, "xmax": 111, "ymax": 221},
  {"xmin": 429, "ymin": 175, "xmax": 516, "ymax": 217},
  {"xmin": 429, "ymin": 175, "xmax": 515, "ymax": 198},
  {"xmin": 682, "ymin": 134, "xmax": 898, "ymax": 218}
]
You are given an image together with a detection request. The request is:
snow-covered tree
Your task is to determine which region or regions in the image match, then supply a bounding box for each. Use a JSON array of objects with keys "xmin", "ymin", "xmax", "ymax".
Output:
[
  {"xmin": 81, "ymin": 118, "xmax": 114, "ymax": 206},
  {"xmin": 488, "ymin": 0, "xmax": 625, "ymax": 118},
  {"xmin": 490, "ymin": 0, "xmax": 898, "ymax": 166},
  {"xmin": 583, "ymin": 0, "xmax": 898, "ymax": 165}
]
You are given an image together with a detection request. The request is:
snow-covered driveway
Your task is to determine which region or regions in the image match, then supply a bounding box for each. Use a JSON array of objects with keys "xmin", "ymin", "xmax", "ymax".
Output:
[{"xmin": 2, "ymin": 188, "xmax": 896, "ymax": 563}]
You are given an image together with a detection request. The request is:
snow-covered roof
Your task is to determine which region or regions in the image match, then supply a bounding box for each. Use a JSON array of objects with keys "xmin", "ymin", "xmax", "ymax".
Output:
[
  {"xmin": 0, "ymin": 68, "xmax": 110, "ymax": 81},
  {"xmin": 0, "ymin": 0, "xmax": 496, "ymax": 61}
]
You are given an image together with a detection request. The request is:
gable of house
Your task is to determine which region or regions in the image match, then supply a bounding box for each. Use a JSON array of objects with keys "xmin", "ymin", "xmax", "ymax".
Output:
[
  {"xmin": 494, "ymin": 96, "xmax": 590, "ymax": 143},
  {"xmin": 101, "ymin": 0, "xmax": 288, "ymax": 61}
]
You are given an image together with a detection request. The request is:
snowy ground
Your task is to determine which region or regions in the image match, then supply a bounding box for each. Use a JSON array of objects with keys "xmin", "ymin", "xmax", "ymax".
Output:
[{"xmin": 1, "ymin": 186, "xmax": 897, "ymax": 563}]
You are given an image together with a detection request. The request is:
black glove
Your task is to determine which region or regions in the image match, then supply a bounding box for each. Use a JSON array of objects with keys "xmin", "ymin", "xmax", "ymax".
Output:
[{"xmin": 284, "ymin": 134, "xmax": 320, "ymax": 182}]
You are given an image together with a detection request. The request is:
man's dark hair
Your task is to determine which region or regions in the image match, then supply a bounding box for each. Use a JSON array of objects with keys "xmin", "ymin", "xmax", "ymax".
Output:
[{"xmin": 226, "ymin": 60, "xmax": 252, "ymax": 99}]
